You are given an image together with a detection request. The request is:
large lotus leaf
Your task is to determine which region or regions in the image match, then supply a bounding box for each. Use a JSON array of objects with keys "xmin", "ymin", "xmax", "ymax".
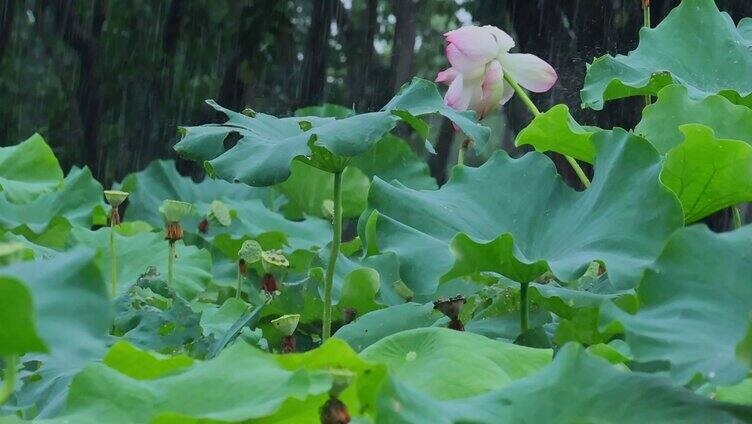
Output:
[
  {"xmin": 175, "ymin": 79, "xmax": 487, "ymax": 187},
  {"xmin": 515, "ymin": 104, "xmax": 596, "ymax": 163},
  {"xmin": 279, "ymin": 135, "xmax": 437, "ymax": 220},
  {"xmin": 102, "ymin": 341, "xmax": 194, "ymax": 382},
  {"xmin": 351, "ymin": 134, "xmax": 437, "ymax": 190},
  {"xmin": 660, "ymin": 124, "xmax": 752, "ymax": 223},
  {"xmin": 0, "ymin": 134, "xmax": 63, "ymax": 204},
  {"xmin": 375, "ymin": 343, "xmax": 750, "ymax": 423},
  {"xmin": 717, "ymin": 378, "xmax": 752, "ymax": 406},
  {"xmin": 119, "ymin": 159, "xmax": 267, "ymax": 227},
  {"xmin": 70, "ymin": 228, "xmax": 212, "ymax": 300},
  {"xmin": 335, "ymin": 303, "xmax": 443, "ymax": 352},
  {"xmin": 581, "ymin": 0, "xmax": 752, "ymax": 110},
  {"xmin": 278, "ymin": 161, "xmax": 370, "ymax": 219},
  {"xmin": 602, "ymin": 225, "xmax": 752, "ymax": 386},
  {"xmin": 43, "ymin": 339, "xmax": 384, "ymax": 423},
  {"xmin": 113, "ymin": 270, "xmax": 210, "ymax": 356},
  {"xmin": 119, "ymin": 160, "xmax": 330, "ymax": 253},
  {"xmin": 0, "ymin": 248, "xmax": 111, "ymax": 418},
  {"xmin": 361, "ymin": 327, "xmax": 551, "ymax": 399},
  {"xmin": 383, "ymin": 77, "xmax": 491, "ymax": 152},
  {"xmin": 174, "ymin": 99, "xmax": 333, "ymax": 164},
  {"xmin": 636, "ymin": 85, "xmax": 752, "ymax": 154},
  {"xmin": 199, "ymin": 297, "xmax": 250, "ymax": 339},
  {"xmin": 364, "ymin": 129, "xmax": 683, "ymax": 294},
  {"xmin": 0, "ymin": 167, "xmax": 105, "ymax": 246}
]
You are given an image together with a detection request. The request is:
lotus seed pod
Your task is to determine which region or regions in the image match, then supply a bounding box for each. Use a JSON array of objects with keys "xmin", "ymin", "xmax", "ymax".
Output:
[
  {"xmin": 160, "ymin": 199, "xmax": 193, "ymax": 222},
  {"xmin": 208, "ymin": 200, "xmax": 232, "ymax": 227},
  {"xmin": 242, "ymin": 107, "xmax": 257, "ymax": 117},
  {"xmin": 322, "ymin": 199, "xmax": 335, "ymax": 221},
  {"xmin": 433, "ymin": 295, "xmax": 466, "ymax": 320},
  {"xmin": 104, "ymin": 190, "xmax": 129, "ymax": 207},
  {"xmin": 392, "ymin": 280, "xmax": 414, "ymax": 302},
  {"xmin": 238, "ymin": 240, "xmax": 263, "ymax": 264},
  {"xmin": 328, "ymin": 369, "xmax": 355, "ymax": 398},
  {"xmin": 262, "ymin": 249, "xmax": 289, "ymax": 268},
  {"xmin": 271, "ymin": 314, "xmax": 300, "ymax": 337}
]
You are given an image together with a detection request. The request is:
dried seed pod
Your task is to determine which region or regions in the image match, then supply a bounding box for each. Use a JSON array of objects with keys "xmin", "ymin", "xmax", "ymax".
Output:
[
  {"xmin": 198, "ymin": 218, "xmax": 209, "ymax": 234},
  {"xmin": 281, "ymin": 335, "xmax": 296, "ymax": 353},
  {"xmin": 433, "ymin": 295, "xmax": 467, "ymax": 331},
  {"xmin": 343, "ymin": 307, "xmax": 357, "ymax": 325},
  {"xmin": 262, "ymin": 273, "xmax": 278, "ymax": 293},
  {"xmin": 165, "ymin": 221, "xmax": 184, "ymax": 242},
  {"xmin": 320, "ymin": 396, "xmax": 350, "ymax": 424}
]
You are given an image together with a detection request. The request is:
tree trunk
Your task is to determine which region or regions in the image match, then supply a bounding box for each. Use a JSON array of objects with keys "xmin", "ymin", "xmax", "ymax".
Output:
[
  {"xmin": 301, "ymin": 0, "xmax": 335, "ymax": 107},
  {"xmin": 0, "ymin": 0, "xmax": 15, "ymax": 62},
  {"xmin": 389, "ymin": 0, "xmax": 417, "ymax": 94}
]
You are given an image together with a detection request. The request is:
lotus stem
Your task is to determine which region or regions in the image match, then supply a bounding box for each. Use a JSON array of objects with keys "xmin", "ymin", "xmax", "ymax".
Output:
[
  {"xmin": 504, "ymin": 73, "xmax": 591, "ymax": 189},
  {"xmin": 642, "ymin": 1, "xmax": 652, "ymax": 106},
  {"xmin": 168, "ymin": 241, "xmax": 176, "ymax": 288},
  {"xmin": 236, "ymin": 261, "xmax": 243, "ymax": 299},
  {"xmin": 322, "ymin": 171, "xmax": 343, "ymax": 340},
  {"xmin": 733, "ymin": 206, "xmax": 743, "ymax": 229},
  {"xmin": 110, "ymin": 218, "xmax": 117, "ymax": 297},
  {"xmin": 520, "ymin": 282, "xmax": 530, "ymax": 333},
  {"xmin": 0, "ymin": 355, "xmax": 17, "ymax": 406}
]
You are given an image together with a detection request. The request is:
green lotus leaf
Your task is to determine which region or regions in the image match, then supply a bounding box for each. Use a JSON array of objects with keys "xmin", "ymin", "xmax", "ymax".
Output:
[
  {"xmin": 120, "ymin": 160, "xmax": 329, "ymax": 252},
  {"xmin": 295, "ymin": 104, "xmax": 355, "ymax": 119},
  {"xmin": 361, "ymin": 327, "xmax": 551, "ymax": 399},
  {"xmin": 581, "ymin": 0, "xmax": 752, "ymax": 110},
  {"xmin": 112, "ymin": 270, "xmax": 210, "ymax": 356},
  {"xmin": 602, "ymin": 225, "xmax": 752, "ymax": 385},
  {"xmin": 383, "ymin": 77, "xmax": 490, "ymax": 153},
  {"xmin": 278, "ymin": 161, "xmax": 370, "ymax": 219},
  {"xmin": 0, "ymin": 248, "xmax": 111, "ymax": 418},
  {"xmin": 376, "ymin": 343, "xmax": 750, "ymax": 423},
  {"xmin": 71, "ymin": 228, "xmax": 212, "ymax": 300},
  {"xmin": 716, "ymin": 378, "xmax": 752, "ymax": 406},
  {"xmin": 660, "ymin": 124, "xmax": 752, "ymax": 223},
  {"xmin": 515, "ymin": 104, "xmax": 596, "ymax": 163},
  {"xmin": 364, "ymin": 129, "xmax": 683, "ymax": 295},
  {"xmin": 0, "ymin": 133, "xmax": 64, "ymax": 204},
  {"xmin": 636, "ymin": 85, "xmax": 752, "ymax": 154},
  {"xmin": 335, "ymin": 303, "xmax": 442, "ymax": 352},
  {"xmin": 0, "ymin": 167, "xmax": 106, "ymax": 247},
  {"xmin": 45, "ymin": 339, "xmax": 384, "ymax": 423},
  {"xmin": 103, "ymin": 341, "xmax": 194, "ymax": 380},
  {"xmin": 199, "ymin": 297, "xmax": 250, "ymax": 340},
  {"xmin": 119, "ymin": 160, "xmax": 266, "ymax": 225},
  {"xmin": 175, "ymin": 78, "xmax": 487, "ymax": 187}
]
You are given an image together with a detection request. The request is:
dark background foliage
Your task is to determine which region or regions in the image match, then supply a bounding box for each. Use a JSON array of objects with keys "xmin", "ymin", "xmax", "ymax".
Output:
[{"xmin": 2, "ymin": 0, "xmax": 751, "ymax": 191}]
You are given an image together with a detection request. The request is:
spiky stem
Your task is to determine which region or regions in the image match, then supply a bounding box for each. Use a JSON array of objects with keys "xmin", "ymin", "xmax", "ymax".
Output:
[
  {"xmin": 110, "ymin": 218, "xmax": 117, "ymax": 297},
  {"xmin": 168, "ymin": 241, "xmax": 176, "ymax": 288},
  {"xmin": 733, "ymin": 206, "xmax": 743, "ymax": 229},
  {"xmin": 322, "ymin": 171, "xmax": 343, "ymax": 340},
  {"xmin": 504, "ymin": 73, "xmax": 591, "ymax": 189},
  {"xmin": 520, "ymin": 282, "xmax": 530, "ymax": 333},
  {"xmin": 0, "ymin": 355, "xmax": 17, "ymax": 406}
]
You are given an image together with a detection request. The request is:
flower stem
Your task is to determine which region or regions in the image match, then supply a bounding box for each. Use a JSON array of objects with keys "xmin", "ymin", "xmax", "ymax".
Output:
[
  {"xmin": 504, "ymin": 73, "xmax": 591, "ymax": 189},
  {"xmin": 236, "ymin": 263, "xmax": 242, "ymax": 299},
  {"xmin": 642, "ymin": 2, "xmax": 652, "ymax": 106},
  {"xmin": 110, "ymin": 220, "xmax": 117, "ymax": 297},
  {"xmin": 520, "ymin": 282, "xmax": 530, "ymax": 333},
  {"xmin": 0, "ymin": 355, "xmax": 17, "ymax": 406},
  {"xmin": 458, "ymin": 144, "xmax": 466, "ymax": 166},
  {"xmin": 168, "ymin": 241, "xmax": 176, "ymax": 288},
  {"xmin": 733, "ymin": 205, "xmax": 743, "ymax": 229},
  {"xmin": 322, "ymin": 171, "xmax": 343, "ymax": 341}
]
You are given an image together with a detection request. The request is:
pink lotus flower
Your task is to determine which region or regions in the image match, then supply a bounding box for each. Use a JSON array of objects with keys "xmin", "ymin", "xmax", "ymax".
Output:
[{"xmin": 436, "ymin": 25, "xmax": 558, "ymax": 119}]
